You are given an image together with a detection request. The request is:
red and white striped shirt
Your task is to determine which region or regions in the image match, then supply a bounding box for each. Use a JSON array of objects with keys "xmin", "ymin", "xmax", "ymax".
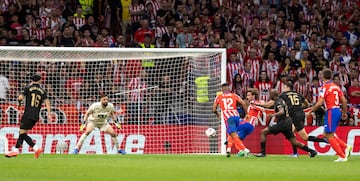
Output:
[
  {"xmin": 261, "ymin": 60, "xmax": 279, "ymax": 83},
  {"xmin": 128, "ymin": 77, "xmax": 147, "ymax": 102},
  {"xmin": 41, "ymin": 16, "xmax": 49, "ymax": 28},
  {"xmin": 329, "ymin": 60, "xmax": 341, "ymax": 73},
  {"xmin": 73, "ymin": 17, "xmax": 86, "ymax": 30},
  {"xmin": 129, "ymin": 4, "xmax": 145, "ymax": 23},
  {"xmin": 298, "ymin": 68, "xmax": 317, "ymax": 83},
  {"xmin": 275, "ymin": 80, "xmax": 286, "ymax": 93},
  {"xmin": 254, "ymin": 81, "xmax": 273, "ymax": 101},
  {"xmin": 294, "ymin": 81, "xmax": 311, "ymax": 99},
  {"xmin": 245, "ymin": 57, "xmax": 261, "ymax": 82},
  {"xmin": 155, "ymin": 25, "xmax": 168, "ymax": 39},
  {"xmin": 310, "ymin": 85, "xmax": 321, "ymax": 104},
  {"xmin": 30, "ymin": 28, "xmax": 46, "ymax": 41},
  {"xmin": 146, "ymin": 0, "xmax": 160, "ymax": 16},
  {"xmin": 338, "ymin": 72, "xmax": 350, "ymax": 86},
  {"xmin": 214, "ymin": 92, "xmax": 241, "ymax": 122},
  {"xmin": 240, "ymin": 70, "xmax": 253, "ymax": 88},
  {"xmin": 227, "ymin": 63, "xmax": 243, "ymax": 85}
]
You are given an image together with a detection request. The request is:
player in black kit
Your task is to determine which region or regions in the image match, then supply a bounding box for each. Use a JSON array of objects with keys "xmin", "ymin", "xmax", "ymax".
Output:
[
  {"xmin": 6, "ymin": 74, "xmax": 52, "ymax": 158},
  {"xmin": 280, "ymin": 82, "xmax": 327, "ymax": 157},
  {"xmin": 254, "ymin": 89, "xmax": 317, "ymax": 157}
]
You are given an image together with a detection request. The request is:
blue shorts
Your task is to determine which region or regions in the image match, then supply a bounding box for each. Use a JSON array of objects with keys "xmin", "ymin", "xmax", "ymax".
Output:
[
  {"xmin": 227, "ymin": 116, "xmax": 240, "ymax": 134},
  {"xmin": 324, "ymin": 108, "xmax": 341, "ymax": 133},
  {"xmin": 237, "ymin": 122, "xmax": 255, "ymax": 140},
  {"xmin": 226, "ymin": 116, "xmax": 254, "ymax": 139}
]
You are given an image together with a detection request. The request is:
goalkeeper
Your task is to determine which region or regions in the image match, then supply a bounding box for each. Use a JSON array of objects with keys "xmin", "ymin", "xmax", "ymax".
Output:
[{"xmin": 73, "ymin": 94, "xmax": 126, "ymax": 154}]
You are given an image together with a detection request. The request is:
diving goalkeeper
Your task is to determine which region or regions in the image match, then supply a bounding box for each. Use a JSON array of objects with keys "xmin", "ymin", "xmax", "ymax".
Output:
[{"xmin": 73, "ymin": 94, "xmax": 126, "ymax": 154}]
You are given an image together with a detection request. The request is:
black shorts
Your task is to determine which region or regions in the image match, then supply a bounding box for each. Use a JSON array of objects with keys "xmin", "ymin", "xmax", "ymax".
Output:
[
  {"xmin": 268, "ymin": 118, "xmax": 295, "ymax": 140},
  {"xmin": 20, "ymin": 117, "xmax": 38, "ymax": 130},
  {"xmin": 291, "ymin": 111, "xmax": 305, "ymax": 132}
]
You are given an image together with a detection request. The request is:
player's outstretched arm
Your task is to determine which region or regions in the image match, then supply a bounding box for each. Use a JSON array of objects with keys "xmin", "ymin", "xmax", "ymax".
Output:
[
  {"xmin": 254, "ymin": 100, "xmax": 275, "ymax": 109},
  {"xmin": 310, "ymin": 97, "xmax": 324, "ymax": 113}
]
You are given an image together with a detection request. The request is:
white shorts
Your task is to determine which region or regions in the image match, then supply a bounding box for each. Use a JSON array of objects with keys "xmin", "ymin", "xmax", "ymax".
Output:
[{"xmin": 88, "ymin": 121, "xmax": 111, "ymax": 132}]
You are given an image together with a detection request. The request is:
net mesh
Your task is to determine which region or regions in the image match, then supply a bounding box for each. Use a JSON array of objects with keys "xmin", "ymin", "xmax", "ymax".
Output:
[{"xmin": 0, "ymin": 47, "xmax": 225, "ymax": 154}]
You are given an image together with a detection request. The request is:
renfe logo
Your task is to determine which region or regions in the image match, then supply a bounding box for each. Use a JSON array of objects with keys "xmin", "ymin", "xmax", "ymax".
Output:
[
  {"xmin": 0, "ymin": 127, "xmax": 146, "ymax": 154},
  {"xmin": 307, "ymin": 126, "xmax": 360, "ymax": 155}
]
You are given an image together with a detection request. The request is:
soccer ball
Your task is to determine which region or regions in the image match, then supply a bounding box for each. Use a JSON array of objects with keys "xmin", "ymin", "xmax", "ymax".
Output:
[
  {"xmin": 205, "ymin": 128, "xmax": 216, "ymax": 137},
  {"xmin": 56, "ymin": 141, "xmax": 68, "ymax": 154}
]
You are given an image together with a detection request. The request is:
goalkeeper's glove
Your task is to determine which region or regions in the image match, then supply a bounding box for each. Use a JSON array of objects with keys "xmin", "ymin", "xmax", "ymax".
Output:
[
  {"xmin": 115, "ymin": 123, "xmax": 122, "ymax": 129},
  {"xmin": 79, "ymin": 121, "xmax": 87, "ymax": 131}
]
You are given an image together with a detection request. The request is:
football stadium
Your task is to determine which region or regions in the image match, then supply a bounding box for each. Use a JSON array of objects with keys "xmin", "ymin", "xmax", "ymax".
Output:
[{"xmin": 0, "ymin": 0, "xmax": 360, "ymax": 180}]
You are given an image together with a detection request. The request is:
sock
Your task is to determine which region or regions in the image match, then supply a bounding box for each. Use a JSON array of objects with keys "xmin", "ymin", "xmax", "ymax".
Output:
[
  {"xmin": 13, "ymin": 148, "xmax": 19, "ymax": 153},
  {"xmin": 15, "ymin": 134, "xmax": 25, "ymax": 148},
  {"xmin": 232, "ymin": 136, "xmax": 245, "ymax": 151},
  {"xmin": 335, "ymin": 136, "xmax": 347, "ymax": 150},
  {"xmin": 112, "ymin": 135, "xmax": 119, "ymax": 149},
  {"xmin": 227, "ymin": 137, "xmax": 233, "ymax": 151},
  {"xmin": 76, "ymin": 133, "xmax": 88, "ymax": 149},
  {"xmin": 308, "ymin": 136, "xmax": 327, "ymax": 143},
  {"xmin": 33, "ymin": 145, "xmax": 39, "ymax": 151},
  {"xmin": 299, "ymin": 145, "xmax": 313, "ymax": 153},
  {"xmin": 260, "ymin": 142, "xmax": 266, "ymax": 154},
  {"xmin": 292, "ymin": 145, "xmax": 298, "ymax": 155},
  {"xmin": 22, "ymin": 134, "xmax": 35, "ymax": 147},
  {"xmin": 328, "ymin": 137, "xmax": 345, "ymax": 158}
]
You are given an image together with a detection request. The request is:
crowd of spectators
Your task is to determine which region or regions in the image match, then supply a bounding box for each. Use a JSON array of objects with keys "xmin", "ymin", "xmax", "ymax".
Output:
[{"xmin": 0, "ymin": 0, "xmax": 360, "ymax": 126}]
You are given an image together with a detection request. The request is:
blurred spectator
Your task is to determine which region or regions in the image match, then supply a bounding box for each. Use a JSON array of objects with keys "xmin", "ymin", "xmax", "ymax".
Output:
[
  {"xmin": 294, "ymin": 73, "xmax": 311, "ymax": 100},
  {"xmin": 139, "ymin": 33, "xmax": 154, "ymax": 48},
  {"xmin": 254, "ymin": 71, "xmax": 272, "ymax": 102},
  {"xmin": 80, "ymin": 29, "xmax": 94, "ymax": 47},
  {"xmin": 333, "ymin": 74, "xmax": 348, "ymax": 98},
  {"xmin": 176, "ymin": 24, "xmax": 193, "ymax": 48},
  {"xmin": 127, "ymin": 69, "xmax": 148, "ymax": 124},
  {"xmin": 134, "ymin": 18, "xmax": 154, "ymax": 45},
  {"xmin": 78, "ymin": 0, "xmax": 94, "ymax": 16},
  {"xmin": 348, "ymin": 78, "xmax": 360, "ymax": 105},
  {"xmin": 0, "ymin": 70, "xmax": 10, "ymax": 103},
  {"xmin": 232, "ymin": 73, "xmax": 243, "ymax": 98}
]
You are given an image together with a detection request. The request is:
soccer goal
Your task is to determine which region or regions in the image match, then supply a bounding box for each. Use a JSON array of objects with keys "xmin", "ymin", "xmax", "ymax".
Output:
[{"xmin": 0, "ymin": 46, "xmax": 227, "ymax": 155}]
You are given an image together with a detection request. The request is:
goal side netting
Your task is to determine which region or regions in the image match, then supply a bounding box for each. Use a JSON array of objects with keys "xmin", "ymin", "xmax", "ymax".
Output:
[{"xmin": 0, "ymin": 47, "xmax": 226, "ymax": 155}]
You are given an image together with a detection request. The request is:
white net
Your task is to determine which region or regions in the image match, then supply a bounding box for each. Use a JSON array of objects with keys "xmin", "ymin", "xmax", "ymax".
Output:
[{"xmin": 0, "ymin": 47, "xmax": 226, "ymax": 154}]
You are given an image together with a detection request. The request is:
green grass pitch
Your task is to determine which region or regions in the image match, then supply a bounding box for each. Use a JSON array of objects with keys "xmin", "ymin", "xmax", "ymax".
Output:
[{"xmin": 0, "ymin": 154, "xmax": 359, "ymax": 181}]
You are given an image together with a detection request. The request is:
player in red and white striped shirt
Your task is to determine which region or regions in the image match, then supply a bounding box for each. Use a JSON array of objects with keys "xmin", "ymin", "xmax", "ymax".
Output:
[
  {"xmin": 213, "ymin": 83, "xmax": 249, "ymax": 157},
  {"xmin": 294, "ymin": 73, "xmax": 311, "ymax": 100},
  {"xmin": 254, "ymin": 71, "xmax": 273, "ymax": 102}
]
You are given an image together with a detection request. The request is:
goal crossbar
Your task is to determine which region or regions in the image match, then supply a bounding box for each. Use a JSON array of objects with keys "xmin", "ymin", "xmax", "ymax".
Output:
[{"xmin": 0, "ymin": 46, "xmax": 226, "ymax": 61}]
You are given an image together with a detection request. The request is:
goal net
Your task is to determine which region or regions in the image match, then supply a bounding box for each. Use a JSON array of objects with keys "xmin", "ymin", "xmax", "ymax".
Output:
[{"xmin": 0, "ymin": 46, "xmax": 227, "ymax": 155}]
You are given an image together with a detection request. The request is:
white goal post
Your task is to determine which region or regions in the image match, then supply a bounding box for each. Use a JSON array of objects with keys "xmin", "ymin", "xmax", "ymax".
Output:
[{"xmin": 0, "ymin": 46, "xmax": 227, "ymax": 155}]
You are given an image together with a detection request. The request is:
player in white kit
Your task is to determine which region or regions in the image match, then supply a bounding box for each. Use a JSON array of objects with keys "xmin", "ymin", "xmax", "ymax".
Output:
[{"xmin": 73, "ymin": 95, "xmax": 126, "ymax": 154}]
